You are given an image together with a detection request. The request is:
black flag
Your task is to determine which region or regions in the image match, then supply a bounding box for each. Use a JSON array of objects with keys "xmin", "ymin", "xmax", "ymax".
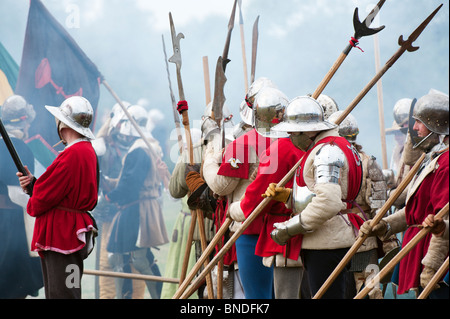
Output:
[{"xmin": 15, "ymin": 0, "xmax": 103, "ymax": 148}]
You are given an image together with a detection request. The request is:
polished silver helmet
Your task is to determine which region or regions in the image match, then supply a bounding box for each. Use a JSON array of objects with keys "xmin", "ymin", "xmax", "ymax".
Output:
[
  {"xmin": 328, "ymin": 110, "xmax": 359, "ymax": 143},
  {"xmin": 393, "ymin": 98, "xmax": 412, "ymax": 127},
  {"xmin": 239, "ymin": 100, "xmax": 254, "ymax": 126},
  {"xmin": 119, "ymin": 104, "xmax": 150, "ymax": 137},
  {"xmin": 109, "ymin": 101, "xmax": 131, "ymax": 132},
  {"xmin": 272, "ymin": 96, "xmax": 337, "ymax": 133},
  {"xmin": 413, "ymin": 92, "xmax": 449, "ymax": 135},
  {"xmin": 1, "ymin": 95, "xmax": 36, "ymax": 128},
  {"xmin": 254, "ymin": 86, "xmax": 290, "ymax": 138},
  {"xmin": 45, "ymin": 96, "xmax": 95, "ymax": 139},
  {"xmin": 316, "ymin": 94, "xmax": 339, "ymax": 120},
  {"xmin": 386, "ymin": 98, "xmax": 412, "ymax": 135},
  {"xmin": 245, "ymin": 77, "xmax": 277, "ymax": 109}
]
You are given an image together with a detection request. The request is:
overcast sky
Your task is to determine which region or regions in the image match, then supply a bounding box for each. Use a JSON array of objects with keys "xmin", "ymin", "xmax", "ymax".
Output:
[{"xmin": 1, "ymin": 0, "xmax": 448, "ymax": 167}]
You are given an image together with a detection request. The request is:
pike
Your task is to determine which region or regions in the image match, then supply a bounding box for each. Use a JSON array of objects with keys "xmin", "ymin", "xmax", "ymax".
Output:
[
  {"xmin": 311, "ymin": 0, "xmax": 386, "ymax": 99},
  {"xmin": 211, "ymin": 0, "xmax": 237, "ymax": 124},
  {"xmin": 237, "ymin": 0, "xmax": 249, "ymax": 93},
  {"xmin": 221, "ymin": 0, "xmax": 237, "ymax": 72},
  {"xmin": 250, "ymin": 15, "xmax": 259, "ymax": 84},
  {"xmin": 417, "ymin": 256, "xmax": 449, "ymax": 299},
  {"xmin": 168, "ymin": 12, "xmax": 214, "ymax": 298},
  {"xmin": 0, "ymin": 118, "xmax": 33, "ymax": 195},
  {"xmin": 168, "ymin": 12, "xmax": 193, "ymax": 165},
  {"xmin": 174, "ymin": 4, "xmax": 443, "ymax": 300},
  {"xmin": 314, "ymin": 4, "xmax": 444, "ymax": 298},
  {"xmin": 162, "ymin": 34, "xmax": 183, "ymax": 155},
  {"xmin": 355, "ymin": 203, "xmax": 449, "ymax": 299}
]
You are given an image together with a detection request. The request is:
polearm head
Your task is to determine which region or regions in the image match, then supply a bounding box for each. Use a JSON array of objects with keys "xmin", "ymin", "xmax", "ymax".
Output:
[
  {"xmin": 337, "ymin": 4, "xmax": 444, "ymax": 126},
  {"xmin": 398, "ymin": 3, "xmax": 443, "ymax": 53},
  {"xmin": 353, "ymin": 0, "xmax": 386, "ymax": 39},
  {"xmin": 250, "ymin": 15, "xmax": 260, "ymax": 84},
  {"xmin": 212, "ymin": 56, "xmax": 227, "ymax": 123},
  {"xmin": 222, "ymin": 0, "xmax": 238, "ymax": 71},
  {"xmin": 168, "ymin": 12, "xmax": 185, "ymax": 100}
]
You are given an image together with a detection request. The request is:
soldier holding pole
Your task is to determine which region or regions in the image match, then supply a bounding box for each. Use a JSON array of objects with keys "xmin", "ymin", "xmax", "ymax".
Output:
[{"xmin": 360, "ymin": 91, "xmax": 449, "ymax": 299}]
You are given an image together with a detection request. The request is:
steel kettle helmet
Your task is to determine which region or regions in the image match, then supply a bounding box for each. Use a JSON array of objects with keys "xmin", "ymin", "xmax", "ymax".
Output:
[
  {"xmin": 45, "ymin": 96, "xmax": 95, "ymax": 139},
  {"xmin": 1, "ymin": 95, "xmax": 36, "ymax": 128},
  {"xmin": 253, "ymin": 86, "xmax": 290, "ymax": 138},
  {"xmin": 272, "ymin": 96, "xmax": 337, "ymax": 133},
  {"xmin": 328, "ymin": 110, "xmax": 359, "ymax": 143},
  {"xmin": 413, "ymin": 92, "xmax": 449, "ymax": 135}
]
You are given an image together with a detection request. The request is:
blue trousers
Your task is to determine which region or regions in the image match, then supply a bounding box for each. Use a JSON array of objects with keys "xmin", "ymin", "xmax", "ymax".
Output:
[{"xmin": 235, "ymin": 234, "xmax": 273, "ymax": 299}]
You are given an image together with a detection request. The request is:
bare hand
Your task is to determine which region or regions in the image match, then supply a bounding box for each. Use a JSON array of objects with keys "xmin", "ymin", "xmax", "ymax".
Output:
[{"xmin": 16, "ymin": 165, "xmax": 34, "ymax": 194}]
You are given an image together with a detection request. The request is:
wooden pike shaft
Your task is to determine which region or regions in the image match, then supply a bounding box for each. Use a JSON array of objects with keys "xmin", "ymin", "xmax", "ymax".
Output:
[
  {"xmin": 417, "ymin": 256, "xmax": 449, "ymax": 299},
  {"xmin": 203, "ymin": 56, "xmax": 212, "ymax": 105},
  {"xmin": 355, "ymin": 203, "xmax": 449, "ymax": 299},
  {"xmin": 175, "ymin": 161, "xmax": 301, "ymax": 299},
  {"xmin": 83, "ymin": 269, "xmax": 179, "ymax": 284},
  {"xmin": 313, "ymin": 153, "xmax": 426, "ymax": 299},
  {"xmin": 178, "ymin": 211, "xmax": 197, "ymax": 284},
  {"xmin": 173, "ymin": 217, "xmax": 232, "ymax": 298}
]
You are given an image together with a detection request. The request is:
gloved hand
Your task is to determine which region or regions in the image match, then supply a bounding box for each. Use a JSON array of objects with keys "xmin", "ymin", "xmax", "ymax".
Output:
[
  {"xmin": 271, "ymin": 221, "xmax": 291, "ymax": 246},
  {"xmin": 261, "ymin": 183, "xmax": 291, "ymax": 203},
  {"xmin": 185, "ymin": 165, "xmax": 205, "ymax": 194},
  {"xmin": 359, "ymin": 219, "xmax": 388, "ymax": 237},
  {"xmin": 420, "ymin": 266, "xmax": 440, "ymax": 290},
  {"xmin": 185, "ymin": 164, "xmax": 200, "ymax": 179},
  {"xmin": 422, "ymin": 214, "xmax": 446, "ymax": 237}
]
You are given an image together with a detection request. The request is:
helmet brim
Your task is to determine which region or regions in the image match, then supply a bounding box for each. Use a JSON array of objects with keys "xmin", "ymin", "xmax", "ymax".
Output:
[
  {"xmin": 45, "ymin": 105, "xmax": 95, "ymax": 140},
  {"xmin": 272, "ymin": 120, "xmax": 337, "ymax": 133}
]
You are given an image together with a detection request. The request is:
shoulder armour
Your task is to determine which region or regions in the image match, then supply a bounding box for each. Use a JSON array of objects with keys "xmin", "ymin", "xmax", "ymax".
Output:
[{"xmin": 313, "ymin": 143, "xmax": 345, "ymax": 184}]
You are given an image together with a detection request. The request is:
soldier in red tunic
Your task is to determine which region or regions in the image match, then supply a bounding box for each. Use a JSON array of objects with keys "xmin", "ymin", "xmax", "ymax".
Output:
[
  {"xmin": 17, "ymin": 96, "xmax": 98, "ymax": 299},
  {"xmin": 264, "ymin": 96, "xmax": 363, "ymax": 299},
  {"xmin": 360, "ymin": 91, "xmax": 449, "ymax": 299}
]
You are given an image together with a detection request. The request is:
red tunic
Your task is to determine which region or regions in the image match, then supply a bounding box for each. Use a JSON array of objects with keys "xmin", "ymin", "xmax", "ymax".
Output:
[
  {"xmin": 240, "ymin": 138, "xmax": 305, "ymax": 259},
  {"xmin": 397, "ymin": 150, "xmax": 449, "ymax": 294},
  {"xmin": 27, "ymin": 141, "xmax": 98, "ymax": 256},
  {"xmin": 217, "ymin": 128, "xmax": 272, "ymax": 235}
]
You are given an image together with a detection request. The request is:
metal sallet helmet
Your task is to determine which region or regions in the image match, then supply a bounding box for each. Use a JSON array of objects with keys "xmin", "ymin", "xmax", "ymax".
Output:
[
  {"xmin": 119, "ymin": 104, "xmax": 149, "ymax": 137},
  {"xmin": 254, "ymin": 86, "xmax": 290, "ymax": 138},
  {"xmin": 413, "ymin": 92, "xmax": 449, "ymax": 135},
  {"xmin": 241, "ymin": 77, "xmax": 277, "ymax": 126},
  {"xmin": 272, "ymin": 96, "xmax": 337, "ymax": 133},
  {"xmin": 45, "ymin": 96, "xmax": 95, "ymax": 139},
  {"xmin": 328, "ymin": 110, "xmax": 359, "ymax": 143},
  {"xmin": 386, "ymin": 98, "xmax": 413, "ymax": 135},
  {"xmin": 316, "ymin": 94, "xmax": 339, "ymax": 120}
]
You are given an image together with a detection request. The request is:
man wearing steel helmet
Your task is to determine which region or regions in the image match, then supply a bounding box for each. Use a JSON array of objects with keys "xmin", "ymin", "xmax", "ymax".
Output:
[
  {"xmin": 263, "ymin": 96, "xmax": 363, "ymax": 299},
  {"xmin": 105, "ymin": 104, "xmax": 169, "ymax": 299},
  {"xmin": 328, "ymin": 110, "xmax": 390, "ymax": 299},
  {"xmin": 202, "ymin": 82, "xmax": 287, "ymax": 299},
  {"xmin": 360, "ymin": 90, "xmax": 449, "ymax": 299},
  {"xmin": 16, "ymin": 96, "xmax": 98, "ymax": 299},
  {"xmin": 1, "ymin": 95, "xmax": 43, "ymax": 298}
]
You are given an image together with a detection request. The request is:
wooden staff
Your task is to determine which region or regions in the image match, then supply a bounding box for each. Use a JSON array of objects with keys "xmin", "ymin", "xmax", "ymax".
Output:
[
  {"xmin": 237, "ymin": 0, "xmax": 249, "ymax": 93},
  {"xmin": 311, "ymin": 0, "xmax": 386, "ymax": 99},
  {"xmin": 202, "ymin": 56, "xmax": 212, "ymax": 105},
  {"xmin": 178, "ymin": 211, "xmax": 197, "ymax": 284},
  {"xmin": 355, "ymin": 203, "xmax": 449, "ymax": 299},
  {"xmin": 313, "ymin": 152, "xmax": 426, "ymax": 299},
  {"xmin": 373, "ymin": 32, "xmax": 389, "ymax": 169},
  {"xmin": 84, "ymin": 269, "xmax": 179, "ymax": 284},
  {"xmin": 417, "ymin": 256, "xmax": 449, "ymax": 299}
]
